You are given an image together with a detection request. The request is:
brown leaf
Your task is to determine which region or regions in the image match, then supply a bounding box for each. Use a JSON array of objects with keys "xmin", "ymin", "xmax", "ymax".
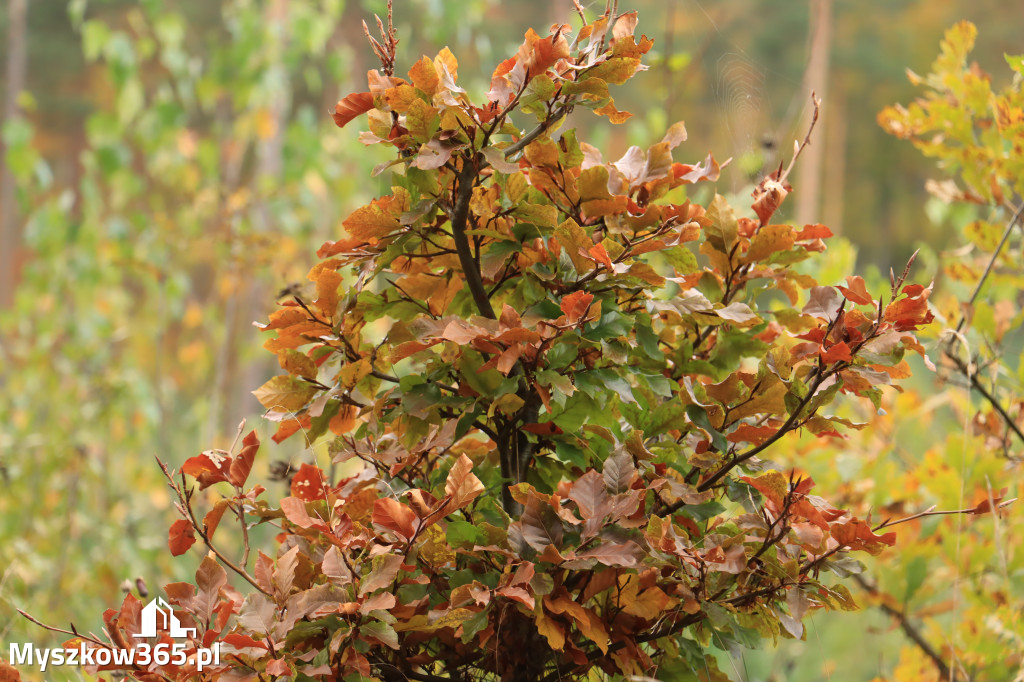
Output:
[
  {"xmin": 603, "ymin": 451, "xmax": 636, "ymax": 494},
  {"xmin": 519, "ymin": 496, "xmax": 563, "ymax": 551},
  {"xmin": 333, "ymin": 92, "xmax": 374, "ymax": 128},
  {"xmin": 567, "ymin": 470, "xmax": 607, "ymax": 520}
]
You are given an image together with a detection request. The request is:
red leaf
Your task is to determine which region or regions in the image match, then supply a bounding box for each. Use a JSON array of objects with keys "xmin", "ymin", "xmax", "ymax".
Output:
[
  {"xmin": 523, "ymin": 422, "xmax": 563, "ymax": 436},
  {"xmin": 333, "ymin": 92, "xmax": 374, "ymax": 128},
  {"xmin": 221, "ymin": 633, "xmax": 268, "ymax": 650},
  {"xmin": 372, "ymin": 498, "xmax": 420, "ymax": 541},
  {"xmin": 182, "ymin": 451, "xmax": 231, "ymax": 489},
  {"xmin": 228, "ymin": 430, "xmax": 259, "ymax": 488},
  {"xmin": 290, "ymin": 463, "xmax": 330, "ymax": 501},
  {"xmin": 168, "ymin": 519, "xmax": 196, "ymax": 556},
  {"xmin": 560, "ymin": 291, "xmax": 594, "ymax": 324}
]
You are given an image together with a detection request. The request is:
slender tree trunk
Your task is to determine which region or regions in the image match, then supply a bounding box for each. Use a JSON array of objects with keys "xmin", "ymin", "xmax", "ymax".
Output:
[
  {"xmin": 1, "ymin": 0, "xmax": 29, "ymax": 308},
  {"xmin": 823, "ymin": 77, "xmax": 847, "ymax": 233},
  {"xmin": 220, "ymin": 0, "xmax": 288, "ymax": 437},
  {"xmin": 795, "ymin": 0, "xmax": 832, "ymax": 227}
]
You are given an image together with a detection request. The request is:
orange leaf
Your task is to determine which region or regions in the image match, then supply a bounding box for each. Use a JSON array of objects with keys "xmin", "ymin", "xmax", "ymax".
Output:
[
  {"xmin": 445, "ymin": 454, "xmax": 485, "ymax": 512},
  {"xmin": 168, "ymin": 519, "xmax": 196, "ymax": 556},
  {"xmin": 280, "ymin": 496, "xmax": 328, "ymax": 530},
  {"xmin": 342, "ymin": 203, "xmax": 401, "ymax": 243},
  {"xmin": 329, "ymin": 404, "xmax": 358, "ymax": 435},
  {"xmin": 560, "ymin": 291, "xmax": 594, "ymax": 324},
  {"xmin": 588, "ymin": 243, "xmax": 614, "ymax": 270},
  {"xmin": 203, "ymin": 499, "xmax": 231, "ymax": 540},
  {"xmin": 333, "ymin": 92, "xmax": 374, "ymax": 128},
  {"xmin": 727, "ymin": 424, "xmax": 778, "ymax": 445},
  {"xmin": 314, "ymin": 268, "xmax": 343, "ymax": 318},
  {"xmin": 820, "ymin": 341, "xmax": 853, "ymax": 364},
  {"xmin": 182, "ymin": 450, "xmax": 231, "ymax": 489},
  {"xmin": 516, "ymin": 27, "xmax": 570, "ymax": 79},
  {"xmin": 372, "ymin": 498, "xmax": 419, "ymax": 541},
  {"xmin": 795, "ymin": 223, "xmax": 834, "ymax": 240},
  {"xmin": 837, "ymin": 275, "xmax": 874, "ymax": 305}
]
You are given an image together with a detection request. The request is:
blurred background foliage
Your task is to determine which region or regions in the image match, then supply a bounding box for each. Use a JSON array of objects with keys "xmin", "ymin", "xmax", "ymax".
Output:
[{"xmin": 0, "ymin": 1, "xmax": 1021, "ymax": 680}]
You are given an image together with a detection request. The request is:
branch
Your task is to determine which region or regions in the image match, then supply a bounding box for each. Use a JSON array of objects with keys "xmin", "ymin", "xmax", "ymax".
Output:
[
  {"xmin": 156, "ymin": 456, "xmax": 272, "ymax": 597},
  {"xmin": 678, "ymin": 367, "xmax": 839, "ymax": 499},
  {"xmin": 872, "ymin": 497, "xmax": 1016, "ymax": 532},
  {"xmin": 951, "ymin": 200, "xmax": 1024, "ymax": 337},
  {"xmin": 778, "ymin": 92, "xmax": 821, "ymax": 185},
  {"xmin": 852, "ymin": 574, "xmax": 961, "ymax": 682},
  {"xmin": 449, "ymin": 159, "xmax": 495, "ymax": 319}
]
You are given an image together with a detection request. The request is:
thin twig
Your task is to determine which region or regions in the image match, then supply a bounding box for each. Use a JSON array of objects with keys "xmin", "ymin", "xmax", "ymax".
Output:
[
  {"xmin": 852, "ymin": 574, "xmax": 960, "ymax": 682},
  {"xmin": 779, "ymin": 93, "xmax": 821, "ymax": 185}
]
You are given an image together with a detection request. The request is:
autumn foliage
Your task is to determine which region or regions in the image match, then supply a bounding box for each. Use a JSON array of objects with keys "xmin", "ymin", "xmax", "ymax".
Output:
[{"xmin": 18, "ymin": 7, "xmax": 995, "ymax": 682}]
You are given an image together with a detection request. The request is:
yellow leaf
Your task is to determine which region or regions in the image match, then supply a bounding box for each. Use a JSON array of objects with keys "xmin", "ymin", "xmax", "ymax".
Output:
[
  {"xmin": 408, "ymin": 56, "xmax": 439, "ymax": 94},
  {"xmin": 434, "ymin": 47, "xmax": 458, "ymax": 82},
  {"xmin": 535, "ymin": 609, "xmax": 566, "ymax": 650},
  {"xmin": 554, "ymin": 218, "xmax": 594, "ymax": 274},
  {"xmin": 342, "ymin": 203, "xmax": 400, "ymax": 243},
  {"xmin": 384, "ymin": 84, "xmax": 419, "ymax": 113},
  {"xmin": 252, "ymin": 375, "xmax": 318, "ymax": 413},
  {"xmin": 746, "ymin": 224, "xmax": 795, "ymax": 262}
]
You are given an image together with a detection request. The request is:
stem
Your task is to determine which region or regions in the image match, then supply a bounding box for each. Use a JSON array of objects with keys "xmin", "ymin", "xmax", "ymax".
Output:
[{"xmin": 449, "ymin": 159, "xmax": 496, "ymax": 319}]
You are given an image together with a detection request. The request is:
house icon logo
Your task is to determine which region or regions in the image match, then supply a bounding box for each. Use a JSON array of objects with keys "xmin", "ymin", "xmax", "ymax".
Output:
[{"xmin": 133, "ymin": 597, "xmax": 197, "ymax": 638}]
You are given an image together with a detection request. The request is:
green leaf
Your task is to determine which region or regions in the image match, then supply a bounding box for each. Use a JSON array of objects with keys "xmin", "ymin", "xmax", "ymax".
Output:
[{"xmin": 686, "ymin": 404, "xmax": 727, "ymax": 452}]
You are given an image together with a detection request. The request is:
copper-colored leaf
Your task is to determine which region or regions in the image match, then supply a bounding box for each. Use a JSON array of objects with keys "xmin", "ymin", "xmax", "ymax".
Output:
[
  {"xmin": 228, "ymin": 430, "xmax": 259, "ymax": 488},
  {"xmin": 333, "ymin": 92, "xmax": 374, "ymax": 128},
  {"xmin": 445, "ymin": 454, "xmax": 485, "ymax": 512},
  {"xmin": 290, "ymin": 463, "xmax": 330, "ymax": 501},
  {"xmin": 516, "ymin": 27, "xmax": 570, "ymax": 79},
  {"xmin": 372, "ymin": 498, "xmax": 420, "ymax": 541},
  {"xmin": 560, "ymin": 291, "xmax": 594, "ymax": 324},
  {"xmin": 168, "ymin": 519, "xmax": 196, "ymax": 556}
]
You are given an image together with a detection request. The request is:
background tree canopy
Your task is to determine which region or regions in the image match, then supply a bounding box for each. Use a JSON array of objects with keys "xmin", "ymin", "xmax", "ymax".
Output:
[{"xmin": 0, "ymin": 1, "xmax": 1021, "ymax": 681}]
